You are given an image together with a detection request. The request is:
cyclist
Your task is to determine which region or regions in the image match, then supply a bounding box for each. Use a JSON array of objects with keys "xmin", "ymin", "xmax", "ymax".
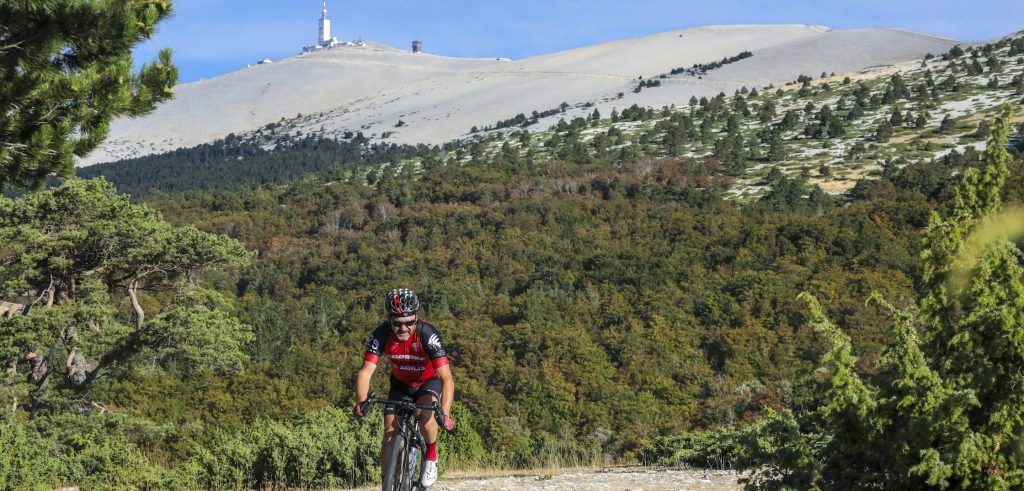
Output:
[{"xmin": 353, "ymin": 288, "xmax": 455, "ymax": 488}]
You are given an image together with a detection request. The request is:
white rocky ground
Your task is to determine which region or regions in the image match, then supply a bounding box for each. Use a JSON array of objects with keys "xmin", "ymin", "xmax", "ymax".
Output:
[
  {"xmin": 435, "ymin": 468, "xmax": 742, "ymax": 491},
  {"xmin": 81, "ymin": 24, "xmax": 962, "ymax": 165},
  {"xmin": 348, "ymin": 468, "xmax": 742, "ymax": 491}
]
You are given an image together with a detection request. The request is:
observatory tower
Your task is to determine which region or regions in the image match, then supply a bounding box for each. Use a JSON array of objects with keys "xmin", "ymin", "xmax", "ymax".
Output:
[
  {"xmin": 318, "ymin": 1, "xmax": 331, "ymax": 45},
  {"xmin": 302, "ymin": 0, "xmax": 340, "ymax": 51}
]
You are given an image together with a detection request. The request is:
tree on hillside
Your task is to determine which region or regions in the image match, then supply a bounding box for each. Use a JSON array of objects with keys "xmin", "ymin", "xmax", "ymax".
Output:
[
  {"xmin": 0, "ymin": 2, "xmax": 256, "ymax": 468},
  {"xmin": 939, "ymin": 114, "xmax": 956, "ymax": 133},
  {"xmin": 779, "ymin": 110, "xmax": 800, "ymax": 131},
  {"xmin": 889, "ymin": 106, "xmax": 904, "ymax": 127},
  {"xmin": 714, "ymin": 122, "xmax": 747, "ymax": 175},
  {"xmin": 975, "ymin": 120, "xmax": 992, "ymax": 139},
  {"xmin": 0, "ymin": 179, "xmax": 253, "ymax": 414},
  {"xmin": 915, "ymin": 112, "xmax": 928, "ymax": 129},
  {"xmin": 940, "ymin": 75, "xmax": 961, "ymax": 92},
  {"xmin": 815, "ymin": 105, "xmax": 845, "ymax": 139},
  {"xmin": 756, "ymin": 100, "xmax": 776, "ymax": 124},
  {"xmin": 741, "ymin": 105, "xmax": 1024, "ymax": 490},
  {"xmin": 875, "ymin": 120, "xmax": 894, "ymax": 143},
  {"xmin": 0, "ymin": 0, "xmax": 178, "ymax": 191},
  {"xmin": 846, "ymin": 141, "xmax": 866, "ymax": 160}
]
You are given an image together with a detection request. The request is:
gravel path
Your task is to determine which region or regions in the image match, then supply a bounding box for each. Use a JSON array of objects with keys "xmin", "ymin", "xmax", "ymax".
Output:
[{"xmin": 432, "ymin": 468, "xmax": 743, "ymax": 491}]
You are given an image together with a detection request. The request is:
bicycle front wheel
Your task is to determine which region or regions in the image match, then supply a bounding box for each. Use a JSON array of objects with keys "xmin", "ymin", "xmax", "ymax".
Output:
[{"xmin": 383, "ymin": 430, "xmax": 413, "ymax": 491}]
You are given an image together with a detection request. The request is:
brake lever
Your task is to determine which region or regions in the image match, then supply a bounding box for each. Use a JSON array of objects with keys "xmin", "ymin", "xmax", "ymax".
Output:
[
  {"xmin": 360, "ymin": 392, "xmax": 378, "ymax": 413},
  {"xmin": 433, "ymin": 403, "xmax": 447, "ymax": 430}
]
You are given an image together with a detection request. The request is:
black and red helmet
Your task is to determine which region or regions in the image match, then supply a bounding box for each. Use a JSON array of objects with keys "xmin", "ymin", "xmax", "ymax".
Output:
[{"xmin": 385, "ymin": 288, "xmax": 420, "ymax": 316}]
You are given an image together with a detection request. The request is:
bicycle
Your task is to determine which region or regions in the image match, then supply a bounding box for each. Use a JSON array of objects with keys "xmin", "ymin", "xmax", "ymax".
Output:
[{"xmin": 358, "ymin": 392, "xmax": 447, "ymax": 491}]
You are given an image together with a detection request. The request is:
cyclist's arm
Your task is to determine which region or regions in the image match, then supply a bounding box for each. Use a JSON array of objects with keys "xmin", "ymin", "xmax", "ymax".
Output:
[
  {"xmin": 357, "ymin": 324, "xmax": 388, "ymax": 404},
  {"xmin": 435, "ymin": 363, "xmax": 454, "ymax": 416},
  {"xmin": 355, "ymin": 359, "xmax": 377, "ymax": 404},
  {"xmin": 418, "ymin": 321, "xmax": 453, "ymax": 415}
]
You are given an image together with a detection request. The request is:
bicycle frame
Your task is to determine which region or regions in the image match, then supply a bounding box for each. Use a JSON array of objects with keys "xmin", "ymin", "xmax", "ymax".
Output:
[{"xmin": 360, "ymin": 393, "xmax": 446, "ymax": 491}]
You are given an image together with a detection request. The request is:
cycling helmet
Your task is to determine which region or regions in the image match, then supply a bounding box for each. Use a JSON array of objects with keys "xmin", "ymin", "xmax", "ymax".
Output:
[{"xmin": 385, "ymin": 288, "xmax": 420, "ymax": 316}]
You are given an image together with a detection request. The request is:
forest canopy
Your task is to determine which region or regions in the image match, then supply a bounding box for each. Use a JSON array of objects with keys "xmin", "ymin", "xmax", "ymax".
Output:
[{"xmin": 4, "ymin": 3, "xmax": 1024, "ymax": 487}]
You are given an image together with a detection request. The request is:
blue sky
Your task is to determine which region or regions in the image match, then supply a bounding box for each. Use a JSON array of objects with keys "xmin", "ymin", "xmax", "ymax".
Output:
[{"xmin": 135, "ymin": 1, "xmax": 1024, "ymax": 83}]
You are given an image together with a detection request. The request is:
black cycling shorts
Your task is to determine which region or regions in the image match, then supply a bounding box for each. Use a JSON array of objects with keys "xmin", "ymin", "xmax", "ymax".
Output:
[{"xmin": 384, "ymin": 375, "xmax": 441, "ymax": 416}]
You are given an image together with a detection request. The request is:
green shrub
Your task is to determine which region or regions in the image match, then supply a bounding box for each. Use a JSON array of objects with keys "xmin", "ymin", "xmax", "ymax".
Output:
[
  {"xmin": 640, "ymin": 423, "xmax": 749, "ymax": 470},
  {"xmin": 0, "ymin": 419, "xmax": 61, "ymax": 490},
  {"xmin": 191, "ymin": 407, "xmax": 382, "ymax": 489},
  {"xmin": 439, "ymin": 404, "xmax": 486, "ymax": 470},
  {"xmin": 71, "ymin": 435, "xmax": 165, "ymax": 491}
]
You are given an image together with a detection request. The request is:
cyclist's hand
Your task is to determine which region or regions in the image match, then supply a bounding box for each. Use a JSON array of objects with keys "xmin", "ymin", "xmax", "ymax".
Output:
[
  {"xmin": 443, "ymin": 414, "xmax": 455, "ymax": 431},
  {"xmin": 353, "ymin": 401, "xmax": 366, "ymax": 419}
]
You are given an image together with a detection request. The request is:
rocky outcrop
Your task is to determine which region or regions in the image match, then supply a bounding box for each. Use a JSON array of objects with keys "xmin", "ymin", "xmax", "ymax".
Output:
[{"xmin": 0, "ymin": 301, "xmax": 24, "ymax": 317}]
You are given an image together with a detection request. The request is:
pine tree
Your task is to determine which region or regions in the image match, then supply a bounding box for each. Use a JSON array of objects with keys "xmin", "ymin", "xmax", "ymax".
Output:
[
  {"xmin": 742, "ymin": 105, "xmax": 1024, "ymax": 490},
  {"xmin": 915, "ymin": 112, "xmax": 928, "ymax": 129},
  {"xmin": 780, "ymin": 110, "xmax": 801, "ymax": 131},
  {"xmin": 875, "ymin": 120, "xmax": 894, "ymax": 142},
  {"xmin": 912, "ymin": 105, "xmax": 1021, "ymax": 489},
  {"xmin": 0, "ymin": 0, "xmax": 179, "ymax": 191},
  {"xmin": 940, "ymin": 75, "xmax": 961, "ymax": 92},
  {"xmin": 757, "ymin": 100, "xmax": 777, "ymax": 123},
  {"xmin": 890, "ymin": 106, "xmax": 904, "ymax": 126},
  {"xmin": 940, "ymin": 114, "xmax": 956, "ymax": 133},
  {"xmin": 969, "ymin": 58, "xmax": 984, "ymax": 76},
  {"xmin": 1, "ymin": 178, "xmax": 252, "ymax": 411},
  {"xmin": 713, "ymin": 130, "xmax": 746, "ymax": 175},
  {"xmin": 846, "ymin": 141, "xmax": 866, "ymax": 160},
  {"xmin": 732, "ymin": 95, "xmax": 749, "ymax": 116},
  {"xmin": 975, "ymin": 120, "xmax": 992, "ymax": 139}
]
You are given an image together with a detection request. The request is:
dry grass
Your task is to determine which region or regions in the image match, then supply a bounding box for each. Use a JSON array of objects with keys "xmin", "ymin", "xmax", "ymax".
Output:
[{"xmin": 811, "ymin": 164, "xmax": 879, "ymax": 193}]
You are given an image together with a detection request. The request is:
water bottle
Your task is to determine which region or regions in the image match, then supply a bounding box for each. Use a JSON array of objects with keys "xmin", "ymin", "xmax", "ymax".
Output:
[{"xmin": 407, "ymin": 447, "xmax": 419, "ymax": 482}]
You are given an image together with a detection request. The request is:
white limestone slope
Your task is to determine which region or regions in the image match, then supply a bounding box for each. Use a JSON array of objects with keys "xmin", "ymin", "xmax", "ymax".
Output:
[{"xmin": 82, "ymin": 25, "xmax": 962, "ymax": 165}]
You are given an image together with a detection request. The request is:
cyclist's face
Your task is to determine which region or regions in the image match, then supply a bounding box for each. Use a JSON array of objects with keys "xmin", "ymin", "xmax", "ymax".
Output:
[{"xmin": 390, "ymin": 314, "xmax": 417, "ymax": 341}]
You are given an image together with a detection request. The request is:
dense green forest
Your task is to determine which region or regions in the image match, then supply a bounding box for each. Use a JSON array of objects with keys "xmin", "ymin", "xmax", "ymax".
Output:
[
  {"xmin": 645, "ymin": 106, "xmax": 1024, "ymax": 490},
  {"xmin": 76, "ymin": 133, "xmax": 427, "ymax": 197},
  {"xmin": 10, "ymin": 109, "xmax": 1018, "ymax": 488},
  {"xmin": 5, "ymin": 3, "xmax": 1024, "ymax": 487}
]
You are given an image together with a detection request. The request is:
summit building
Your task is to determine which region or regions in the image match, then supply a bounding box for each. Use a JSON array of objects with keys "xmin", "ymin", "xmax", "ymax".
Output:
[{"xmin": 304, "ymin": 1, "xmax": 341, "ymax": 51}]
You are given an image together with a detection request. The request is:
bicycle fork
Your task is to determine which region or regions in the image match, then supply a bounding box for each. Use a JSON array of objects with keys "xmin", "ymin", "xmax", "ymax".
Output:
[
  {"xmin": 407, "ymin": 444, "xmax": 419, "ymax": 484},
  {"xmin": 409, "ymin": 427, "xmax": 426, "ymax": 486}
]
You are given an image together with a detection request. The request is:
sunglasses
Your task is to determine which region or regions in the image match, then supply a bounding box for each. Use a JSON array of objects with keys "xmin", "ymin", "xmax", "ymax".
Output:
[{"xmin": 390, "ymin": 318, "xmax": 418, "ymax": 328}]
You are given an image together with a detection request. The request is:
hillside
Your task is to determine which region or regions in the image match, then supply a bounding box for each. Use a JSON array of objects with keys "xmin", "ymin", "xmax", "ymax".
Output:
[
  {"xmin": 80, "ymin": 24, "xmax": 960, "ymax": 165},
  {"xmin": 457, "ymin": 30, "xmax": 1024, "ymax": 199},
  {"xmin": 7, "ymin": 19, "xmax": 1024, "ymax": 490},
  {"xmin": 81, "ymin": 30, "xmax": 1023, "ymax": 201}
]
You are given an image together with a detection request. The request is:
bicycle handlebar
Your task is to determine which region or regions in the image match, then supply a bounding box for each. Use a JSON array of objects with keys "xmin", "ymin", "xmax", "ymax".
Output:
[{"xmin": 360, "ymin": 392, "xmax": 448, "ymax": 429}]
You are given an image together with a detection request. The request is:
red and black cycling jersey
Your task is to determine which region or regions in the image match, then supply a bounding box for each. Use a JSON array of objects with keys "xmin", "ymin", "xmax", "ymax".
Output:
[{"xmin": 364, "ymin": 319, "xmax": 449, "ymax": 387}]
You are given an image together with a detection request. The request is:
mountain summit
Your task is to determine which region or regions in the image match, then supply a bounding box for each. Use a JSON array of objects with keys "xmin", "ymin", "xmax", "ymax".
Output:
[{"xmin": 82, "ymin": 24, "xmax": 961, "ymax": 165}]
